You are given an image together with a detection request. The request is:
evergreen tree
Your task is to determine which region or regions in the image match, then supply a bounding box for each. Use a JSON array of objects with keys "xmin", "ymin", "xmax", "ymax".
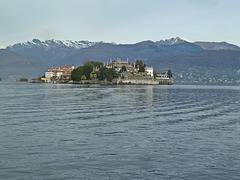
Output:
[
  {"xmin": 135, "ymin": 60, "xmax": 143, "ymax": 69},
  {"xmin": 139, "ymin": 66, "xmax": 145, "ymax": 72},
  {"xmin": 167, "ymin": 69, "xmax": 172, "ymax": 78},
  {"xmin": 120, "ymin": 66, "xmax": 127, "ymax": 73},
  {"xmin": 135, "ymin": 60, "xmax": 145, "ymax": 72}
]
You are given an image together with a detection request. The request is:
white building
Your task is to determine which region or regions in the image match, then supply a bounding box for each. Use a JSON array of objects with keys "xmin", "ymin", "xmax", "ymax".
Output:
[
  {"xmin": 156, "ymin": 74, "xmax": 169, "ymax": 80},
  {"xmin": 44, "ymin": 65, "xmax": 75, "ymax": 78},
  {"xmin": 45, "ymin": 71, "xmax": 54, "ymax": 78},
  {"xmin": 145, "ymin": 67, "xmax": 154, "ymax": 77}
]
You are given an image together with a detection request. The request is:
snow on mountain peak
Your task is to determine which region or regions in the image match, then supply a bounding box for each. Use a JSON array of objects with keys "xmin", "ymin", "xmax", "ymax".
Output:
[
  {"xmin": 7, "ymin": 39, "xmax": 101, "ymax": 50},
  {"xmin": 6, "ymin": 38, "xmax": 189, "ymax": 51},
  {"xmin": 156, "ymin": 37, "xmax": 186, "ymax": 45}
]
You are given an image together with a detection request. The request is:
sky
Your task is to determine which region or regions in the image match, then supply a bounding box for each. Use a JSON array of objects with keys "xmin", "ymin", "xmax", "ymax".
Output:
[{"xmin": 0, "ymin": 0, "xmax": 240, "ymax": 48}]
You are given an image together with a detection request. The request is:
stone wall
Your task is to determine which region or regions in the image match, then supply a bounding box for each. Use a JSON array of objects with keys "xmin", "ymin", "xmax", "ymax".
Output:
[
  {"xmin": 121, "ymin": 79, "xmax": 159, "ymax": 85},
  {"xmin": 157, "ymin": 79, "xmax": 173, "ymax": 85},
  {"xmin": 119, "ymin": 76, "xmax": 173, "ymax": 85}
]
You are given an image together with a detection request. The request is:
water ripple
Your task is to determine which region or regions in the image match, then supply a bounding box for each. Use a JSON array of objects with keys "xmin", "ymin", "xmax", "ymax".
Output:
[{"xmin": 0, "ymin": 83, "xmax": 240, "ymax": 179}]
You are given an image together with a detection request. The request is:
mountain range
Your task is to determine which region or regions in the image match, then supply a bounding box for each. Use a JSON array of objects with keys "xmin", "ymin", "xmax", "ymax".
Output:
[
  {"xmin": 1, "ymin": 37, "xmax": 240, "ymax": 83},
  {"xmin": 0, "ymin": 49, "xmax": 48, "ymax": 80},
  {"xmin": 6, "ymin": 37, "xmax": 203, "ymax": 66}
]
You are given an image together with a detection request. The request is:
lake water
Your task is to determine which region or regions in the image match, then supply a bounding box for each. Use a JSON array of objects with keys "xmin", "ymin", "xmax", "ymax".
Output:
[{"xmin": 0, "ymin": 82, "xmax": 240, "ymax": 180}]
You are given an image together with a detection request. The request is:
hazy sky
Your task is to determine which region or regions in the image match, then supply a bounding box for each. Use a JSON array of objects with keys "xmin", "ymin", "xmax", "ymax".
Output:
[{"xmin": 1, "ymin": 0, "xmax": 240, "ymax": 47}]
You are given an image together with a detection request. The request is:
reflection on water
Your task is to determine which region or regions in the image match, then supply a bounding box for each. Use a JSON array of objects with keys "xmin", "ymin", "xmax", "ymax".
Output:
[{"xmin": 0, "ymin": 82, "xmax": 240, "ymax": 180}]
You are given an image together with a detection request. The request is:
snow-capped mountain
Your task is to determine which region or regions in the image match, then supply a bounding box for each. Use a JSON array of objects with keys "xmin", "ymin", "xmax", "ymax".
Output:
[
  {"xmin": 5, "ymin": 37, "xmax": 240, "ymax": 68},
  {"xmin": 6, "ymin": 39, "xmax": 107, "ymax": 66},
  {"xmin": 156, "ymin": 37, "xmax": 186, "ymax": 45},
  {"xmin": 6, "ymin": 37, "xmax": 188, "ymax": 52},
  {"xmin": 7, "ymin": 39, "xmax": 101, "ymax": 50},
  {"xmin": 5, "ymin": 37, "xmax": 203, "ymax": 66}
]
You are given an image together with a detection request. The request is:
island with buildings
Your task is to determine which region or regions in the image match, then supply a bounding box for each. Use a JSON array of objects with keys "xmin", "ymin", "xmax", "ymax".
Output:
[{"xmin": 31, "ymin": 58, "xmax": 173, "ymax": 85}]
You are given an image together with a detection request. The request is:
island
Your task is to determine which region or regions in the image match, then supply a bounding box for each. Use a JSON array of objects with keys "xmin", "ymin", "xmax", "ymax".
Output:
[
  {"xmin": 31, "ymin": 58, "xmax": 173, "ymax": 85},
  {"xmin": 16, "ymin": 74, "xmax": 28, "ymax": 82}
]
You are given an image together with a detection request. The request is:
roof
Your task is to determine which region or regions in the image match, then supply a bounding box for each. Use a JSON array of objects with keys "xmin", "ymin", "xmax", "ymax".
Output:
[{"xmin": 45, "ymin": 65, "xmax": 74, "ymax": 76}]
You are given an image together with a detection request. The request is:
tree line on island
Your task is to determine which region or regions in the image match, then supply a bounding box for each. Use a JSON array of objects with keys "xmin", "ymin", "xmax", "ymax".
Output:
[
  {"xmin": 71, "ymin": 61, "xmax": 117, "ymax": 82},
  {"xmin": 71, "ymin": 60, "xmax": 172, "ymax": 82}
]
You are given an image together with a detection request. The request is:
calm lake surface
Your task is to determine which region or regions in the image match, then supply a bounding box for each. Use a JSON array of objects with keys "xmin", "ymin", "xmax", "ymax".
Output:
[{"xmin": 0, "ymin": 82, "xmax": 240, "ymax": 180}]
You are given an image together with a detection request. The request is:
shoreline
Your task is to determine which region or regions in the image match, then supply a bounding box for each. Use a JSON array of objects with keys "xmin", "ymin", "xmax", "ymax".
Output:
[{"xmin": 30, "ymin": 79, "xmax": 173, "ymax": 85}]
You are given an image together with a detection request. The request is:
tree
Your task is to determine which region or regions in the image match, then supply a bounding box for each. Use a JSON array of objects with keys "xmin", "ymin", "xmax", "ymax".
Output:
[
  {"xmin": 167, "ymin": 69, "xmax": 172, "ymax": 78},
  {"xmin": 71, "ymin": 64, "xmax": 94, "ymax": 81},
  {"xmin": 139, "ymin": 66, "xmax": 145, "ymax": 72},
  {"xmin": 90, "ymin": 71, "xmax": 97, "ymax": 80},
  {"xmin": 120, "ymin": 66, "xmax": 127, "ymax": 73},
  {"xmin": 81, "ymin": 75, "xmax": 87, "ymax": 80},
  {"xmin": 83, "ymin": 64, "xmax": 93, "ymax": 80},
  {"xmin": 98, "ymin": 67, "xmax": 117, "ymax": 81},
  {"xmin": 135, "ymin": 60, "xmax": 143, "ymax": 69},
  {"xmin": 71, "ymin": 66, "xmax": 85, "ymax": 81},
  {"xmin": 153, "ymin": 72, "xmax": 158, "ymax": 79},
  {"xmin": 135, "ymin": 60, "xmax": 145, "ymax": 72},
  {"xmin": 84, "ymin": 61, "xmax": 103, "ymax": 68}
]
